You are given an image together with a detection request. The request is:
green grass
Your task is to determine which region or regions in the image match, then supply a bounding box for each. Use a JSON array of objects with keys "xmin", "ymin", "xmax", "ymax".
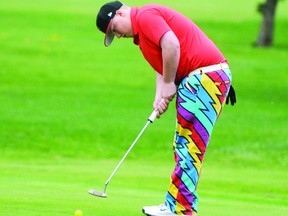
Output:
[
  {"xmin": 0, "ymin": 159, "xmax": 287, "ymax": 215},
  {"xmin": 1, "ymin": 0, "xmax": 288, "ymax": 215}
]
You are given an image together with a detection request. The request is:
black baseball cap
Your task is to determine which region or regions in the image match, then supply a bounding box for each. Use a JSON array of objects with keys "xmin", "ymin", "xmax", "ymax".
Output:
[{"xmin": 96, "ymin": 1, "xmax": 123, "ymax": 47}]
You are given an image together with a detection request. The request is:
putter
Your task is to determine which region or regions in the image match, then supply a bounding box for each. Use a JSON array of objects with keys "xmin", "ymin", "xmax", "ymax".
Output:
[{"xmin": 88, "ymin": 109, "xmax": 158, "ymax": 198}]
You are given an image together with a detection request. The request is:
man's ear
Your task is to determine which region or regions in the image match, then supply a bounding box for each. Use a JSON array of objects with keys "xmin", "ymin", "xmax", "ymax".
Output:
[{"xmin": 115, "ymin": 10, "xmax": 122, "ymax": 16}]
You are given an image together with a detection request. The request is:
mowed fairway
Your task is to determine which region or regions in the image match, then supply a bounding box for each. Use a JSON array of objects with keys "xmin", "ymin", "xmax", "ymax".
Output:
[{"xmin": 1, "ymin": 0, "xmax": 288, "ymax": 215}]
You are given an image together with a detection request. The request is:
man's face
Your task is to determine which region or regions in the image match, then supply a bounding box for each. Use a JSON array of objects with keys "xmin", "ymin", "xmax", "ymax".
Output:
[{"xmin": 109, "ymin": 10, "xmax": 133, "ymax": 39}]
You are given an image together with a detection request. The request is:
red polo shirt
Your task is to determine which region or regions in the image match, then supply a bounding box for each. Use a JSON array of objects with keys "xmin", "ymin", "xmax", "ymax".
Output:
[{"xmin": 130, "ymin": 5, "xmax": 226, "ymax": 85}]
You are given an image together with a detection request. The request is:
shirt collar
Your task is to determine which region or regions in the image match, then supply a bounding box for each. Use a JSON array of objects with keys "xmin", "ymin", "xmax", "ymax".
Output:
[{"xmin": 130, "ymin": 7, "xmax": 139, "ymax": 45}]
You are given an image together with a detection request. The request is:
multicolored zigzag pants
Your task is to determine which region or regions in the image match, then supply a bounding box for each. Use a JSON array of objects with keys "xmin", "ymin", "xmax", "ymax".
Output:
[{"xmin": 166, "ymin": 68, "xmax": 232, "ymax": 215}]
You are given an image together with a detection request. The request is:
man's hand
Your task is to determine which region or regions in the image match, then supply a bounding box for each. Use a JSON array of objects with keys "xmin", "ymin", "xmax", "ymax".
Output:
[{"xmin": 153, "ymin": 81, "xmax": 176, "ymax": 118}]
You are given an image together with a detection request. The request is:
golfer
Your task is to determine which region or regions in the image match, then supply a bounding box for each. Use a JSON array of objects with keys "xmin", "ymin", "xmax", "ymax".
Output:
[{"xmin": 96, "ymin": 1, "xmax": 236, "ymax": 215}]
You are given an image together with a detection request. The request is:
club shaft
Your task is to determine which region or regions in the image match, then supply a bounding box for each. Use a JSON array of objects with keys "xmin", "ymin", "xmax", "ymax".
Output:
[{"xmin": 104, "ymin": 120, "xmax": 151, "ymax": 191}]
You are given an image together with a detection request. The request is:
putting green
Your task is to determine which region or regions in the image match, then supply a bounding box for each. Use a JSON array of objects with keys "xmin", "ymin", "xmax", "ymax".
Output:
[{"xmin": 1, "ymin": 0, "xmax": 288, "ymax": 215}]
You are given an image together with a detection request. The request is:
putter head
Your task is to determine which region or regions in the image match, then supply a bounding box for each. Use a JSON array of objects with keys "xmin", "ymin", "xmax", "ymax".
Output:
[{"xmin": 88, "ymin": 189, "xmax": 107, "ymax": 198}]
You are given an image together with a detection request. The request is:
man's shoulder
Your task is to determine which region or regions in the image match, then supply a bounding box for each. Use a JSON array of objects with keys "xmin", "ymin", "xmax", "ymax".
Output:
[{"xmin": 137, "ymin": 4, "xmax": 170, "ymax": 16}]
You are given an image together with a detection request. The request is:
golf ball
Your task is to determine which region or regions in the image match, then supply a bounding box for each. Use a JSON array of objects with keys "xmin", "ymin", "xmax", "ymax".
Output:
[{"xmin": 74, "ymin": 210, "xmax": 82, "ymax": 216}]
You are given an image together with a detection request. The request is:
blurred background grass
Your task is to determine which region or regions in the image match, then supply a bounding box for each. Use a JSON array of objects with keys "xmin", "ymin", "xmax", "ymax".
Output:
[{"xmin": 0, "ymin": 0, "xmax": 288, "ymax": 215}]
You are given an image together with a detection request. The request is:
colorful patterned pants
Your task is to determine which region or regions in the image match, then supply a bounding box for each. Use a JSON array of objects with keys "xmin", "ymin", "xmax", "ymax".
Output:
[{"xmin": 166, "ymin": 68, "xmax": 232, "ymax": 215}]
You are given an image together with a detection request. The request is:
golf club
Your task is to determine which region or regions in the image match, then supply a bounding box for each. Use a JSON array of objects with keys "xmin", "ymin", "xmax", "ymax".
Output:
[{"xmin": 88, "ymin": 109, "xmax": 159, "ymax": 198}]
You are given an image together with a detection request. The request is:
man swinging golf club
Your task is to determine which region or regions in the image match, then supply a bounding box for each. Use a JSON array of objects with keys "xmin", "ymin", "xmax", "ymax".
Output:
[{"xmin": 96, "ymin": 1, "xmax": 236, "ymax": 215}]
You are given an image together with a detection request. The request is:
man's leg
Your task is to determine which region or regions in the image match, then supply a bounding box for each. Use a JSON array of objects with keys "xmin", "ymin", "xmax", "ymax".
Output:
[{"xmin": 166, "ymin": 70, "xmax": 232, "ymax": 215}]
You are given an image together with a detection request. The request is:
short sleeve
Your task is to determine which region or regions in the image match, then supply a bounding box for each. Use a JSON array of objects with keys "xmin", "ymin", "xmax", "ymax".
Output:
[{"xmin": 137, "ymin": 10, "xmax": 171, "ymax": 46}]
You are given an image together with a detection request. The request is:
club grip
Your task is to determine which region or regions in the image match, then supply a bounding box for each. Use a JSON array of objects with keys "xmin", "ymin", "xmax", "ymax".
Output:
[{"xmin": 148, "ymin": 110, "xmax": 158, "ymax": 123}]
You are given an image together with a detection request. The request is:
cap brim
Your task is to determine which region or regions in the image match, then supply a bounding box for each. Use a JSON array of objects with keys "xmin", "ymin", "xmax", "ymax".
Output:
[{"xmin": 104, "ymin": 20, "xmax": 114, "ymax": 47}]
